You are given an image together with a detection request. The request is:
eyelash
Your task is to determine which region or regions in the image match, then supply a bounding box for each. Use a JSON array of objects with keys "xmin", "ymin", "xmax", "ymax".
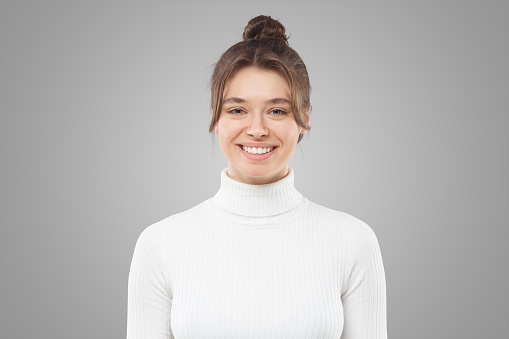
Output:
[{"xmin": 227, "ymin": 108, "xmax": 287, "ymax": 116}]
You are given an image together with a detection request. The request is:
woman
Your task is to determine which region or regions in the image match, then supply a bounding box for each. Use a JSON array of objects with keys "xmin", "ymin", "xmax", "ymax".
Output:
[{"xmin": 127, "ymin": 15, "xmax": 387, "ymax": 339}]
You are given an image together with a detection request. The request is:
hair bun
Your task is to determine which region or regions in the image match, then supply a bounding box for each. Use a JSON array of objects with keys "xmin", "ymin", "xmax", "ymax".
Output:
[{"xmin": 243, "ymin": 15, "xmax": 288, "ymax": 44}]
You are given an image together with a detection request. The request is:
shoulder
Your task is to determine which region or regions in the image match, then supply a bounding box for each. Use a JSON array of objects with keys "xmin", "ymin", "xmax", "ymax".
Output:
[
  {"xmin": 306, "ymin": 202, "xmax": 386, "ymax": 286},
  {"xmin": 135, "ymin": 200, "xmax": 209, "ymax": 246},
  {"xmin": 342, "ymin": 214, "xmax": 383, "ymax": 265},
  {"xmin": 305, "ymin": 200, "xmax": 375, "ymax": 232},
  {"xmin": 346, "ymin": 214, "xmax": 379, "ymax": 242},
  {"xmin": 304, "ymin": 199, "xmax": 351, "ymax": 224},
  {"xmin": 305, "ymin": 200, "xmax": 380, "ymax": 246}
]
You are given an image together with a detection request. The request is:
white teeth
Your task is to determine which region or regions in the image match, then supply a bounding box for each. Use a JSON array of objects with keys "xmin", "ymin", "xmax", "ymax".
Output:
[{"xmin": 241, "ymin": 146, "xmax": 274, "ymax": 154}]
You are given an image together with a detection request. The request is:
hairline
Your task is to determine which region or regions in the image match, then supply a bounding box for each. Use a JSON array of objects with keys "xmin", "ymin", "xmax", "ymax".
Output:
[{"xmin": 222, "ymin": 97, "xmax": 291, "ymax": 106}]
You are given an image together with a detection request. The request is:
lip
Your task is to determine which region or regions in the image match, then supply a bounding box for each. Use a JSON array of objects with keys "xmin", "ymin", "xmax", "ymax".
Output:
[
  {"xmin": 237, "ymin": 144, "xmax": 277, "ymax": 162},
  {"xmin": 236, "ymin": 143, "xmax": 278, "ymax": 148}
]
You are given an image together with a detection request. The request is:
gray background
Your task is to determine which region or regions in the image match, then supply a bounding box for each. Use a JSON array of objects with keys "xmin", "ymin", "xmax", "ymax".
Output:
[{"xmin": 1, "ymin": 1, "xmax": 508, "ymax": 338}]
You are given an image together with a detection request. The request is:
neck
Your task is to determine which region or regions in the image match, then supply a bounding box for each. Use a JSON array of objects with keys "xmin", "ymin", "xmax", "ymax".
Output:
[
  {"xmin": 226, "ymin": 164, "xmax": 290, "ymax": 185},
  {"xmin": 212, "ymin": 167, "xmax": 303, "ymax": 217}
]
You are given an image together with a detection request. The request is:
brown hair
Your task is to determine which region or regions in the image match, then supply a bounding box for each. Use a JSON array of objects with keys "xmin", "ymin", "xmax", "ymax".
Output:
[{"xmin": 209, "ymin": 15, "xmax": 311, "ymax": 143}]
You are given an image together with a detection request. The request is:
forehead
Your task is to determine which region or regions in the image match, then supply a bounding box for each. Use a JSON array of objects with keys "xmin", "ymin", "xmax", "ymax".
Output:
[{"xmin": 223, "ymin": 66, "xmax": 291, "ymax": 101}]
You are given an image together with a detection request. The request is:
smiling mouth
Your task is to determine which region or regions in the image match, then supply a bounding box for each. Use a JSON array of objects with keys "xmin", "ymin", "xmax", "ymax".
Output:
[{"xmin": 238, "ymin": 145, "xmax": 278, "ymax": 155}]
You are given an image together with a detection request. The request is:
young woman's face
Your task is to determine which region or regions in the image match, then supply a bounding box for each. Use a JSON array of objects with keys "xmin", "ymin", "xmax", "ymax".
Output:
[{"xmin": 214, "ymin": 66, "xmax": 309, "ymax": 185}]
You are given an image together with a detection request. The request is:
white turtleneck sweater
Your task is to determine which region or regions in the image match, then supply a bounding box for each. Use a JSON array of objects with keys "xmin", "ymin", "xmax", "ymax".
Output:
[{"xmin": 127, "ymin": 168, "xmax": 387, "ymax": 338}]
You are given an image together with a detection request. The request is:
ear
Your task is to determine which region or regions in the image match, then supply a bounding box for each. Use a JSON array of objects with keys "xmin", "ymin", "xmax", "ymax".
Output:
[
  {"xmin": 300, "ymin": 108, "xmax": 311, "ymax": 135},
  {"xmin": 214, "ymin": 125, "xmax": 219, "ymax": 134}
]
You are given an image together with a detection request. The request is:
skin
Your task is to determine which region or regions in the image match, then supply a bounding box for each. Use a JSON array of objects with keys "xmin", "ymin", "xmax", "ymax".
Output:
[{"xmin": 214, "ymin": 66, "xmax": 310, "ymax": 185}]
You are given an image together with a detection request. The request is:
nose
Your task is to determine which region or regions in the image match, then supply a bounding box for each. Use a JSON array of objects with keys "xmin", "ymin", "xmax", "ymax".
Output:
[{"xmin": 247, "ymin": 113, "xmax": 268, "ymax": 138}]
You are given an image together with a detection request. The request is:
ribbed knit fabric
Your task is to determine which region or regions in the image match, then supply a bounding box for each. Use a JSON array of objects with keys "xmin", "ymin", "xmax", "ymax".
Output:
[{"xmin": 127, "ymin": 168, "xmax": 387, "ymax": 339}]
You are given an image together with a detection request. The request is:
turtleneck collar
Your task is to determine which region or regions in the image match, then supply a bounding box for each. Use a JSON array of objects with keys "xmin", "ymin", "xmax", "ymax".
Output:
[{"xmin": 211, "ymin": 168, "xmax": 303, "ymax": 217}]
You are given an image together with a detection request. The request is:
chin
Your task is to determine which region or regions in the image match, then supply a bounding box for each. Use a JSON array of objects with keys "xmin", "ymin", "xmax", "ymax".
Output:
[{"xmin": 241, "ymin": 166, "xmax": 274, "ymax": 178}]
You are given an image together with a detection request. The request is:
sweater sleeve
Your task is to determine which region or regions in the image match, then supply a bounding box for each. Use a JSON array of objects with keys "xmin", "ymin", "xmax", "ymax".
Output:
[
  {"xmin": 341, "ymin": 215, "xmax": 387, "ymax": 339},
  {"xmin": 127, "ymin": 223, "xmax": 174, "ymax": 339}
]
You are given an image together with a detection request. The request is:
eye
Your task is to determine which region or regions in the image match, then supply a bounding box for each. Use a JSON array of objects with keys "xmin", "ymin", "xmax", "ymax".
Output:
[
  {"xmin": 270, "ymin": 109, "xmax": 287, "ymax": 116},
  {"xmin": 228, "ymin": 108, "xmax": 245, "ymax": 114}
]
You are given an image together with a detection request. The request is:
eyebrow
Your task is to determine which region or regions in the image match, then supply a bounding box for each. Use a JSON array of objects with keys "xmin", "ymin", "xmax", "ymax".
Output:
[{"xmin": 222, "ymin": 97, "xmax": 291, "ymax": 105}]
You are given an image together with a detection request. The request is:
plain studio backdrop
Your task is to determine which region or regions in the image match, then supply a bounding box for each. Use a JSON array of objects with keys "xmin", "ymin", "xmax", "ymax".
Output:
[{"xmin": 0, "ymin": 1, "xmax": 508, "ymax": 338}]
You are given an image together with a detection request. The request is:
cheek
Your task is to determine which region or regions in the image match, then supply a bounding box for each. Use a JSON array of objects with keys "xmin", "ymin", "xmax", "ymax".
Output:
[
  {"xmin": 274, "ymin": 123, "xmax": 300, "ymax": 144},
  {"xmin": 217, "ymin": 118, "xmax": 232, "ymax": 132},
  {"xmin": 217, "ymin": 120, "xmax": 239, "ymax": 147},
  {"xmin": 218, "ymin": 119, "xmax": 244, "ymax": 137}
]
